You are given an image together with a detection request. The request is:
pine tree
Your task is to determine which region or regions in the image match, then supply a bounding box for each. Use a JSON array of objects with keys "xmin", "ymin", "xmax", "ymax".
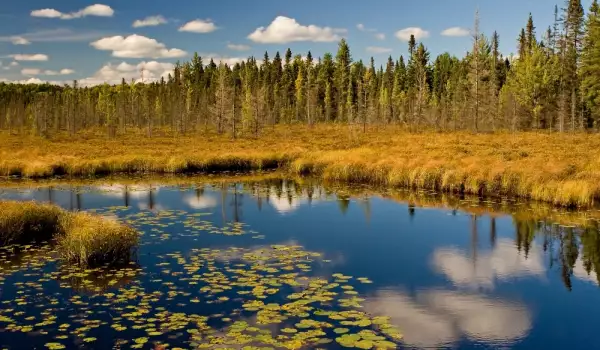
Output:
[
  {"xmin": 518, "ymin": 28, "xmax": 527, "ymax": 58},
  {"xmin": 526, "ymin": 13, "xmax": 537, "ymax": 55},
  {"xmin": 581, "ymin": 0, "xmax": 600, "ymax": 128},
  {"xmin": 335, "ymin": 39, "xmax": 352, "ymax": 122}
]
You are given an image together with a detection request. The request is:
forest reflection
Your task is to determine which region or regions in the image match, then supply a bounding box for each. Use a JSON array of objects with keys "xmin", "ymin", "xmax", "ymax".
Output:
[{"xmin": 7, "ymin": 178, "xmax": 600, "ymax": 291}]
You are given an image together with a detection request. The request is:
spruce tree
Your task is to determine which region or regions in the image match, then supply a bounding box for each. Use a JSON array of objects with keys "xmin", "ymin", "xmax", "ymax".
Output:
[{"xmin": 581, "ymin": 0, "xmax": 600, "ymax": 128}]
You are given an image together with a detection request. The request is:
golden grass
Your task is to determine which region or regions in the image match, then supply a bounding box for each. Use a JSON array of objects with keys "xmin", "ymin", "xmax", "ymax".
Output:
[
  {"xmin": 58, "ymin": 212, "xmax": 138, "ymax": 267},
  {"xmin": 0, "ymin": 201, "xmax": 138, "ymax": 266},
  {"xmin": 0, "ymin": 201, "xmax": 63, "ymax": 245},
  {"xmin": 1, "ymin": 125, "xmax": 600, "ymax": 207}
]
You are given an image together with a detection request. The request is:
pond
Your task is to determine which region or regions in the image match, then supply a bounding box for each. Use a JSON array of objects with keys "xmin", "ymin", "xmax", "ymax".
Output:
[{"xmin": 0, "ymin": 177, "xmax": 599, "ymax": 349}]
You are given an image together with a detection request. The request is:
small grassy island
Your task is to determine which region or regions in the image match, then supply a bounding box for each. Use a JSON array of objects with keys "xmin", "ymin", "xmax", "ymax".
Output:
[{"xmin": 0, "ymin": 201, "xmax": 139, "ymax": 266}]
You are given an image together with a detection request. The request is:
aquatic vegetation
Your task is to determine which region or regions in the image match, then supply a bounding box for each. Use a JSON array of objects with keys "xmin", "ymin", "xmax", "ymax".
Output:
[
  {"xmin": 57, "ymin": 213, "xmax": 139, "ymax": 267},
  {"xmin": 2, "ymin": 127, "xmax": 600, "ymax": 206},
  {"xmin": 0, "ymin": 201, "xmax": 63, "ymax": 245},
  {"xmin": 0, "ymin": 198, "xmax": 403, "ymax": 349},
  {"xmin": 0, "ymin": 201, "xmax": 139, "ymax": 267}
]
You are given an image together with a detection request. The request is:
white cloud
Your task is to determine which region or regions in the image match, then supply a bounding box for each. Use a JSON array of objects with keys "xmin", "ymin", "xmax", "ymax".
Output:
[
  {"xmin": 78, "ymin": 61, "xmax": 175, "ymax": 86},
  {"xmin": 179, "ymin": 19, "xmax": 218, "ymax": 33},
  {"xmin": 227, "ymin": 43, "xmax": 251, "ymax": 51},
  {"xmin": 90, "ymin": 34, "xmax": 187, "ymax": 59},
  {"xmin": 30, "ymin": 9, "xmax": 62, "ymax": 18},
  {"xmin": 0, "ymin": 29, "xmax": 105, "ymax": 44},
  {"xmin": 200, "ymin": 53, "xmax": 248, "ymax": 66},
  {"xmin": 395, "ymin": 27, "xmax": 430, "ymax": 41},
  {"xmin": 21, "ymin": 68, "xmax": 41, "ymax": 76},
  {"xmin": 366, "ymin": 46, "xmax": 393, "ymax": 54},
  {"xmin": 31, "ymin": 4, "xmax": 114, "ymax": 20},
  {"xmin": 133, "ymin": 15, "xmax": 168, "ymax": 28},
  {"xmin": 248, "ymin": 16, "xmax": 343, "ymax": 44},
  {"xmin": 357, "ymin": 23, "xmax": 376, "ymax": 32},
  {"xmin": 441, "ymin": 27, "xmax": 470, "ymax": 37},
  {"xmin": 11, "ymin": 36, "xmax": 30, "ymax": 45},
  {"xmin": 375, "ymin": 33, "xmax": 385, "ymax": 40},
  {"xmin": 22, "ymin": 68, "xmax": 76, "ymax": 76},
  {"xmin": 10, "ymin": 54, "xmax": 49, "ymax": 61},
  {"xmin": 0, "ymin": 77, "xmax": 64, "ymax": 85}
]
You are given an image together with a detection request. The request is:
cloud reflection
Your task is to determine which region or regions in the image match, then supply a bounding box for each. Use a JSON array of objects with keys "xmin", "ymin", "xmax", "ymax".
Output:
[
  {"xmin": 364, "ymin": 289, "xmax": 531, "ymax": 348},
  {"xmin": 432, "ymin": 238, "xmax": 545, "ymax": 289}
]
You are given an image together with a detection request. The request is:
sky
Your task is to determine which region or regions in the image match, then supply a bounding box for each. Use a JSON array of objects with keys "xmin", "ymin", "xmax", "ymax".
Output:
[{"xmin": 0, "ymin": 0, "xmax": 591, "ymax": 86}]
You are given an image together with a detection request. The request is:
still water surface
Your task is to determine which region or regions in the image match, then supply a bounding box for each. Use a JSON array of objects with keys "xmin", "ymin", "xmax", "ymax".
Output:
[{"xmin": 0, "ymin": 178, "xmax": 599, "ymax": 349}]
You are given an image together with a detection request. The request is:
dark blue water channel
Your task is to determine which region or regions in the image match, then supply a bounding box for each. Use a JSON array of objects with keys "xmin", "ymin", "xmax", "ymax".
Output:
[{"xmin": 0, "ymin": 178, "xmax": 599, "ymax": 349}]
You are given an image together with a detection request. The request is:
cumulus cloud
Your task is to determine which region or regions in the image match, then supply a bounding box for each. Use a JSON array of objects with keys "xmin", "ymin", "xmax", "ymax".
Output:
[
  {"xmin": 441, "ymin": 27, "xmax": 470, "ymax": 37},
  {"xmin": 10, "ymin": 54, "xmax": 48, "ymax": 61},
  {"xmin": 22, "ymin": 68, "xmax": 75, "ymax": 76},
  {"xmin": 90, "ymin": 35, "xmax": 187, "ymax": 59},
  {"xmin": 199, "ymin": 53, "xmax": 248, "ymax": 66},
  {"xmin": 395, "ymin": 27, "xmax": 430, "ymax": 41},
  {"xmin": 366, "ymin": 46, "xmax": 392, "ymax": 54},
  {"xmin": 248, "ymin": 16, "xmax": 343, "ymax": 44},
  {"xmin": 11, "ymin": 36, "xmax": 30, "ymax": 45},
  {"xmin": 375, "ymin": 33, "xmax": 385, "ymax": 40},
  {"xmin": 0, "ymin": 77, "xmax": 64, "ymax": 85},
  {"xmin": 133, "ymin": 15, "xmax": 168, "ymax": 28},
  {"xmin": 227, "ymin": 43, "xmax": 251, "ymax": 51},
  {"xmin": 179, "ymin": 19, "xmax": 218, "ymax": 33},
  {"xmin": 31, "ymin": 4, "xmax": 114, "ymax": 19},
  {"xmin": 78, "ymin": 61, "xmax": 175, "ymax": 86}
]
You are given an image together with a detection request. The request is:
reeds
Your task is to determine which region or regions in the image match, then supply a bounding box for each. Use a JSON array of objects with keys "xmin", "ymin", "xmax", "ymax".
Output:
[
  {"xmin": 57, "ymin": 213, "xmax": 138, "ymax": 267},
  {"xmin": 0, "ymin": 201, "xmax": 63, "ymax": 245},
  {"xmin": 1, "ymin": 126, "xmax": 600, "ymax": 207},
  {"xmin": 0, "ymin": 201, "xmax": 138, "ymax": 266}
]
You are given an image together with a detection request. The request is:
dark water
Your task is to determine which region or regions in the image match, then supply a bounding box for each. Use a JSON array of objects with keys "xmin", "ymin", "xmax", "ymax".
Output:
[{"xmin": 1, "ymin": 178, "xmax": 600, "ymax": 349}]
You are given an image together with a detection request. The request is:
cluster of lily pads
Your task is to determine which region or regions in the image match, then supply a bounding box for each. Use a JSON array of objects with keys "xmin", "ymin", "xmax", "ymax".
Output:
[{"xmin": 0, "ymin": 184, "xmax": 402, "ymax": 349}]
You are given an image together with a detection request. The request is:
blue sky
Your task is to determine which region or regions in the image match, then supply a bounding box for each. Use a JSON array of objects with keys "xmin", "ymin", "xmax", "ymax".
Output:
[{"xmin": 0, "ymin": 0, "xmax": 587, "ymax": 86}]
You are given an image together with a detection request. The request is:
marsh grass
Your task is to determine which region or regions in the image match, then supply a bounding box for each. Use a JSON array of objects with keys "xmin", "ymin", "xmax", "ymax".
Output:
[
  {"xmin": 58, "ymin": 213, "xmax": 138, "ymax": 267},
  {"xmin": 2, "ymin": 125, "xmax": 600, "ymax": 206},
  {"xmin": 0, "ymin": 201, "xmax": 138, "ymax": 266},
  {"xmin": 0, "ymin": 201, "xmax": 63, "ymax": 245}
]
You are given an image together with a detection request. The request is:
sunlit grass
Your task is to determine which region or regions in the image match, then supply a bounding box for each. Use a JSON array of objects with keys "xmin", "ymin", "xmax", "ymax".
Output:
[
  {"xmin": 0, "ymin": 201, "xmax": 138, "ymax": 266},
  {"xmin": 58, "ymin": 212, "xmax": 138, "ymax": 267},
  {"xmin": 0, "ymin": 201, "xmax": 63, "ymax": 245},
  {"xmin": 1, "ymin": 125, "xmax": 600, "ymax": 206}
]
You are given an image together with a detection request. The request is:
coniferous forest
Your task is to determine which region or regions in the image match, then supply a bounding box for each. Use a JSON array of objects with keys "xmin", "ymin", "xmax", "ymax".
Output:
[{"xmin": 1, "ymin": 0, "xmax": 600, "ymax": 137}]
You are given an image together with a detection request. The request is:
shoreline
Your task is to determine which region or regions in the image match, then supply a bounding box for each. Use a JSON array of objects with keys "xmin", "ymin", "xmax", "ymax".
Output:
[{"xmin": 2, "ymin": 126, "xmax": 599, "ymax": 208}]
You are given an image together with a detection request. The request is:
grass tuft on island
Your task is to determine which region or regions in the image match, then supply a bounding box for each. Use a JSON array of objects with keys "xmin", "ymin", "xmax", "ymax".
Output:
[
  {"xmin": 1, "ymin": 126, "xmax": 600, "ymax": 207},
  {"xmin": 0, "ymin": 201, "xmax": 138, "ymax": 267}
]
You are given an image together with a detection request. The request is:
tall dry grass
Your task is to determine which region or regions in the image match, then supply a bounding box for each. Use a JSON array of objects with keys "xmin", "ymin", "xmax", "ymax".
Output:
[
  {"xmin": 1, "ymin": 125, "xmax": 600, "ymax": 206},
  {"xmin": 58, "ymin": 213, "xmax": 138, "ymax": 267},
  {"xmin": 0, "ymin": 201, "xmax": 138, "ymax": 266},
  {"xmin": 0, "ymin": 201, "xmax": 63, "ymax": 245}
]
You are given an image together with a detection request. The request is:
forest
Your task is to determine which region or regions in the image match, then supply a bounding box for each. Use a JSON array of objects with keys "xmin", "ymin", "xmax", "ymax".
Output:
[{"xmin": 1, "ymin": 0, "xmax": 600, "ymax": 137}]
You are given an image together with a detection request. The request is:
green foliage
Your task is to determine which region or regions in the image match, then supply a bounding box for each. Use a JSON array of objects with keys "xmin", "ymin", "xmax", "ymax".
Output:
[{"xmin": 0, "ymin": 1, "xmax": 599, "ymax": 133}]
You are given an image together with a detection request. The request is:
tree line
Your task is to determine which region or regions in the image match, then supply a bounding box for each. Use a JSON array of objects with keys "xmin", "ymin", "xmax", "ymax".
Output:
[{"xmin": 1, "ymin": 0, "xmax": 600, "ymax": 137}]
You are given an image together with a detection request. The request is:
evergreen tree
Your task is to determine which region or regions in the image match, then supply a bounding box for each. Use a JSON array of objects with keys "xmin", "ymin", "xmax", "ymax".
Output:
[{"xmin": 581, "ymin": 0, "xmax": 600, "ymax": 128}]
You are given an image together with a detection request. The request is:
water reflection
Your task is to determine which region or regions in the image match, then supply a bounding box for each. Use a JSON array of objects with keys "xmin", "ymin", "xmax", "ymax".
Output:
[
  {"xmin": 3, "ymin": 178, "xmax": 600, "ymax": 348},
  {"xmin": 364, "ymin": 289, "xmax": 531, "ymax": 348},
  {"xmin": 433, "ymin": 238, "xmax": 545, "ymax": 290}
]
